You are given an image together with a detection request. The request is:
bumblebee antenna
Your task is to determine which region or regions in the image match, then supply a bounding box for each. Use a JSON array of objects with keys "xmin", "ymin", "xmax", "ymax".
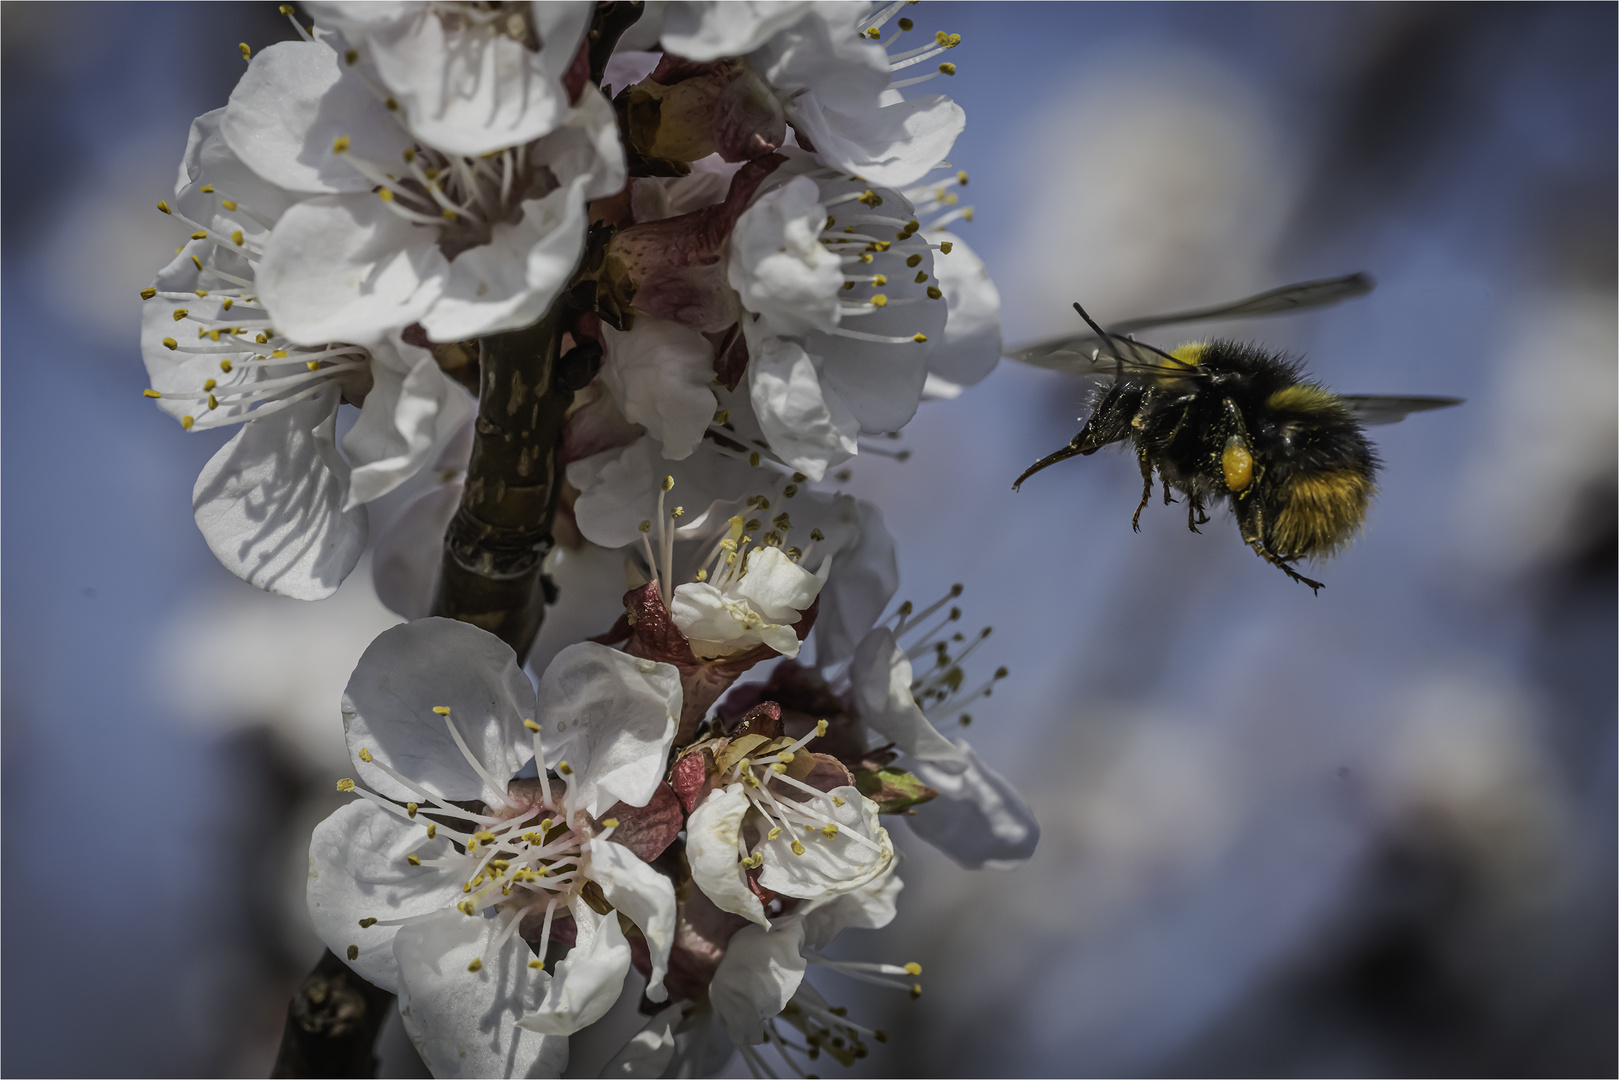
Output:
[{"xmin": 1073, "ymin": 300, "xmax": 1199, "ymax": 374}]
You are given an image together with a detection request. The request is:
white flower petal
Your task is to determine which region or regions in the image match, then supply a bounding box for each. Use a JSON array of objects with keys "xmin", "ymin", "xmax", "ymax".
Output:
[
  {"xmin": 928, "ymin": 231, "xmax": 1003, "ymax": 388},
  {"xmin": 728, "ymin": 176, "xmax": 842, "ymax": 337},
  {"xmin": 788, "ymin": 92, "xmax": 965, "ymax": 189},
  {"xmin": 600, "ymin": 318, "xmax": 719, "ymax": 460},
  {"xmin": 191, "ymin": 387, "xmax": 367, "ymax": 600},
  {"xmin": 814, "ymin": 499, "xmax": 898, "ymax": 669},
  {"xmin": 686, "ymin": 785, "xmax": 768, "ymax": 926},
  {"xmin": 418, "ymin": 177, "xmax": 590, "ymax": 342},
  {"xmin": 733, "ymin": 546, "xmax": 823, "ymax": 623},
  {"xmin": 659, "ymin": 1, "xmax": 820, "ymax": 61},
  {"xmin": 372, "ymin": 479, "xmax": 461, "ymax": 620},
  {"xmin": 599, "ymin": 1001, "xmax": 691, "ymax": 1079},
  {"xmin": 587, "ymin": 839, "xmax": 677, "ymax": 1002},
  {"xmin": 355, "ymin": 1, "xmax": 591, "ymax": 156},
  {"xmin": 799, "ymin": 863, "xmax": 903, "ymax": 950},
  {"xmin": 343, "ymin": 335, "xmax": 474, "ymax": 508},
  {"xmin": 221, "ymin": 40, "xmax": 411, "ymax": 195},
  {"xmin": 744, "ymin": 330, "xmax": 858, "ymax": 482},
  {"xmin": 708, "ymin": 917, "xmax": 806, "ymax": 1046},
  {"xmin": 517, "ymin": 902, "xmax": 633, "ymax": 1036},
  {"xmin": 754, "ymin": 786, "xmax": 892, "ymax": 900},
  {"xmin": 308, "ymin": 800, "xmax": 463, "ymax": 993},
  {"xmin": 394, "ymin": 909, "xmax": 567, "ymax": 1079},
  {"xmin": 534, "ymin": 643, "xmax": 680, "ymax": 816},
  {"xmin": 849, "ymin": 627, "xmax": 965, "ymax": 762},
  {"xmin": 567, "ymin": 437, "xmax": 757, "ymax": 550},
  {"xmin": 258, "ymin": 193, "xmax": 446, "ymax": 347},
  {"xmin": 343, "ymin": 618, "xmax": 538, "ymax": 804},
  {"xmin": 175, "ymin": 107, "xmax": 294, "ymax": 245},
  {"xmin": 907, "ymin": 738, "xmax": 1041, "ymax": 870}
]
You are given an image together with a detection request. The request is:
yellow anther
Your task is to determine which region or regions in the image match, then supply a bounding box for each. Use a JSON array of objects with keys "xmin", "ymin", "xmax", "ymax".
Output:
[
  {"xmin": 474, "ymin": 830, "xmax": 496, "ymax": 843},
  {"xmin": 358, "ymin": 917, "xmax": 378, "ymax": 928},
  {"xmin": 639, "ymin": 519, "xmax": 652, "ymax": 533},
  {"xmin": 859, "ymin": 252, "xmax": 874, "ymax": 263},
  {"xmin": 898, "ymin": 17, "xmax": 914, "ymax": 30},
  {"xmin": 162, "ymin": 337, "xmax": 178, "ymax": 351},
  {"xmin": 871, "ymin": 240, "xmax": 891, "ymax": 252},
  {"xmin": 407, "ymin": 854, "xmax": 422, "ymax": 866},
  {"xmin": 767, "ymin": 826, "xmax": 782, "ymax": 840},
  {"xmin": 440, "ymin": 208, "xmax": 456, "ymax": 219},
  {"xmin": 157, "ymin": 200, "xmax": 172, "ymax": 215},
  {"xmin": 771, "ymin": 762, "xmax": 788, "ymax": 773},
  {"xmin": 662, "ymin": 474, "xmax": 676, "ymax": 493},
  {"xmin": 306, "ymin": 360, "xmax": 320, "ymax": 371},
  {"xmin": 906, "ymin": 253, "xmax": 923, "ymax": 268},
  {"xmin": 346, "ymin": 944, "xmax": 358, "ymax": 960},
  {"xmin": 358, "ymin": 747, "xmax": 373, "ymax": 763},
  {"xmin": 964, "ymin": 207, "xmax": 974, "ymax": 221},
  {"xmin": 791, "ymin": 840, "xmax": 806, "ymax": 856},
  {"xmin": 939, "ymin": 241, "xmax": 954, "ymax": 254},
  {"xmin": 872, "ymin": 274, "xmax": 888, "ymax": 286},
  {"xmin": 912, "ymin": 333, "xmax": 929, "ymax": 343},
  {"xmin": 865, "ymin": 26, "xmax": 880, "ymax": 38},
  {"xmin": 870, "ymin": 295, "xmax": 888, "ymax": 307},
  {"xmin": 939, "ymin": 62, "xmax": 956, "ymax": 76},
  {"xmin": 378, "ymin": 188, "xmax": 395, "ymax": 202},
  {"xmin": 903, "ymin": 961, "xmax": 923, "ymax": 975},
  {"xmin": 462, "ymin": 881, "xmax": 472, "ymax": 893},
  {"xmin": 191, "ymin": 255, "xmax": 202, "ymax": 270},
  {"xmin": 927, "ymin": 286, "xmax": 943, "ymax": 299},
  {"xmin": 231, "ymin": 229, "xmax": 245, "ymax": 246},
  {"xmin": 458, "ymin": 899, "xmax": 474, "ymax": 915},
  {"xmin": 558, "ymin": 761, "xmax": 573, "ymax": 775},
  {"xmin": 207, "ymin": 393, "xmax": 218, "ymax": 411},
  {"xmin": 749, "ymin": 452, "xmax": 761, "ymax": 467},
  {"xmin": 403, "ymin": 147, "xmax": 417, "ymax": 162},
  {"xmin": 336, "ymin": 777, "xmax": 355, "ymax": 791},
  {"xmin": 332, "ymin": 136, "xmax": 351, "ymax": 153},
  {"xmin": 915, "ymin": 271, "xmax": 929, "ymax": 283},
  {"xmin": 465, "ymin": 838, "xmax": 478, "ymax": 853},
  {"xmin": 172, "ymin": 308, "xmax": 188, "ymax": 322},
  {"xmin": 523, "ymin": 719, "xmax": 541, "ymax": 732},
  {"xmin": 433, "ymin": 706, "xmax": 451, "ymax": 715},
  {"xmin": 255, "ymin": 333, "xmax": 268, "ymax": 343},
  {"xmin": 143, "ymin": 389, "xmax": 162, "ymax": 399},
  {"xmin": 344, "ymin": 48, "xmax": 359, "ymax": 64},
  {"xmin": 199, "ymin": 184, "xmax": 214, "ymax": 194},
  {"xmin": 821, "ymin": 823, "xmax": 840, "ymax": 838},
  {"xmin": 528, "ymin": 959, "xmax": 543, "ymax": 969},
  {"xmin": 776, "ymin": 750, "xmax": 795, "ymax": 763},
  {"xmin": 221, "ymin": 298, "xmax": 234, "ymax": 311},
  {"xmin": 140, "ymin": 287, "xmax": 157, "ymax": 300},
  {"xmin": 385, "ymin": 97, "xmax": 398, "ymax": 111},
  {"xmin": 600, "ymin": 817, "xmax": 620, "ymax": 828},
  {"xmin": 935, "ymin": 30, "xmax": 949, "ymax": 45},
  {"xmin": 833, "ymin": 795, "xmax": 846, "ymax": 807},
  {"xmin": 815, "ymin": 719, "xmax": 829, "ymax": 737},
  {"xmin": 425, "ymin": 823, "xmax": 436, "ymax": 839}
]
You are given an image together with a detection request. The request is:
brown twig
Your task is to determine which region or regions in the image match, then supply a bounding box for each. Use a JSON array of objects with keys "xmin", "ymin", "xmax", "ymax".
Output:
[{"xmin": 269, "ymin": 949, "xmax": 395, "ymax": 1078}]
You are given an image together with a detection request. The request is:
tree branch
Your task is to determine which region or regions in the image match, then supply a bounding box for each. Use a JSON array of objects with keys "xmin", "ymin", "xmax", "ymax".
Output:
[{"xmin": 269, "ymin": 949, "xmax": 394, "ymax": 1079}]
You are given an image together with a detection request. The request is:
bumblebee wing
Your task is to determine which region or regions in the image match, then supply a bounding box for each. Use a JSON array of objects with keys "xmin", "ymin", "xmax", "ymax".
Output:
[
  {"xmin": 1338, "ymin": 394, "xmax": 1464, "ymax": 426},
  {"xmin": 1007, "ymin": 333, "xmax": 1210, "ymax": 379},
  {"xmin": 1107, "ymin": 273, "xmax": 1377, "ymax": 335},
  {"xmin": 1008, "ymin": 273, "xmax": 1374, "ymax": 373}
]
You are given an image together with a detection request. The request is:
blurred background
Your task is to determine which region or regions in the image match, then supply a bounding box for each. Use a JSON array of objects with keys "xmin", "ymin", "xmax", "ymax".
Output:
[{"xmin": 2, "ymin": 2, "xmax": 1613, "ymax": 1076}]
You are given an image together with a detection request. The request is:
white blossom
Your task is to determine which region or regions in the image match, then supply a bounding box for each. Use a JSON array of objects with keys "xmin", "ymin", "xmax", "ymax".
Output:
[
  {"xmin": 305, "ymin": 1, "xmax": 594, "ymax": 157},
  {"xmin": 221, "ymin": 38, "xmax": 624, "ymax": 346},
  {"xmin": 142, "ymin": 109, "xmax": 470, "ymax": 599},
  {"xmin": 308, "ymin": 619, "xmax": 684, "ymax": 1075}
]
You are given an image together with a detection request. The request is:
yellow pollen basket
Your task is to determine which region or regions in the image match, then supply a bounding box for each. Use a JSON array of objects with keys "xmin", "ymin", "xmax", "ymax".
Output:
[{"xmin": 1221, "ymin": 437, "xmax": 1254, "ymax": 493}]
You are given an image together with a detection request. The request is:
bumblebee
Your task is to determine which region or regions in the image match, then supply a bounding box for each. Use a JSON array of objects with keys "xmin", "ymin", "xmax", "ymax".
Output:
[{"xmin": 1010, "ymin": 274, "xmax": 1461, "ymax": 591}]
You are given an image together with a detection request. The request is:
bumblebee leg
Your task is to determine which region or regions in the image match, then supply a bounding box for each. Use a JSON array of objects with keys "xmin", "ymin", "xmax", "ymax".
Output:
[
  {"xmin": 1238, "ymin": 502, "xmax": 1323, "ymax": 592},
  {"xmin": 1162, "ymin": 478, "xmax": 1176, "ymax": 506},
  {"xmin": 1131, "ymin": 449, "xmax": 1154, "ymax": 532},
  {"xmin": 1186, "ymin": 494, "xmax": 1206, "ymax": 534}
]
